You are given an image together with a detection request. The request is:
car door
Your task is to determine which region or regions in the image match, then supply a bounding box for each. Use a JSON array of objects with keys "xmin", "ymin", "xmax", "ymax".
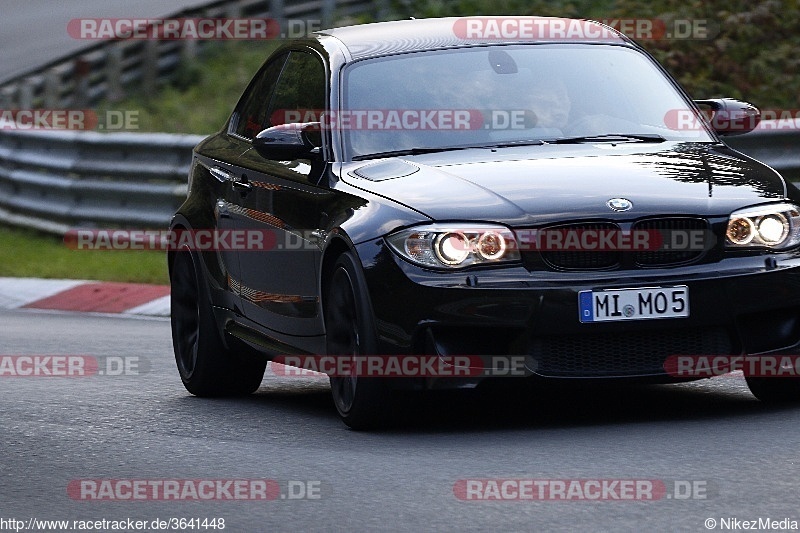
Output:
[
  {"xmin": 214, "ymin": 50, "xmax": 289, "ymax": 316},
  {"xmin": 191, "ymin": 154, "xmax": 246, "ymax": 313},
  {"xmin": 232, "ymin": 49, "xmax": 330, "ymax": 337}
]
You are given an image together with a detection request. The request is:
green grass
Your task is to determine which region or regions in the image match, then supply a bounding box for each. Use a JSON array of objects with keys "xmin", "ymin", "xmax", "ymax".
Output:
[
  {"xmin": 97, "ymin": 41, "xmax": 279, "ymax": 135},
  {"xmin": 0, "ymin": 226, "xmax": 168, "ymax": 284}
]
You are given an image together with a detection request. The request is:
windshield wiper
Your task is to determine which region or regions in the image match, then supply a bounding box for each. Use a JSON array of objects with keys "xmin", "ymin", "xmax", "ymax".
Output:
[
  {"xmin": 479, "ymin": 140, "xmax": 547, "ymax": 149},
  {"xmin": 353, "ymin": 145, "xmax": 479, "ymax": 161},
  {"xmin": 545, "ymin": 133, "xmax": 667, "ymax": 144},
  {"xmin": 353, "ymin": 135, "xmax": 667, "ymax": 160},
  {"xmin": 353, "ymin": 140, "xmax": 547, "ymax": 161}
]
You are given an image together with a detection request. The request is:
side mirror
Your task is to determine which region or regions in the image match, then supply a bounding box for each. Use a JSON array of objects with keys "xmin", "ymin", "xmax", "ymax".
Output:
[
  {"xmin": 252, "ymin": 122, "xmax": 321, "ymax": 160},
  {"xmin": 694, "ymin": 98, "xmax": 760, "ymax": 136}
]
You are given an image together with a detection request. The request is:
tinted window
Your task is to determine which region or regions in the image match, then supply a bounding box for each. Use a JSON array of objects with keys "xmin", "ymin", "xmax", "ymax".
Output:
[
  {"xmin": 231, "ymin": 53, "xmax": 287, "ymax": 139},
  {"xmin": 342, "ymin": 44, "xmax": 714, "ymax": 159},
  {"xmin": 268, "ymin": 51, "xmax": 326, "ymax": 127}
]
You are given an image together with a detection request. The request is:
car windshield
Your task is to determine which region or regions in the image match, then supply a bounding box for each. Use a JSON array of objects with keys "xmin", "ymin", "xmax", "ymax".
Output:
[{"xmin": 341, "ymin": 44, "xmax": 714, "ymax": 160}]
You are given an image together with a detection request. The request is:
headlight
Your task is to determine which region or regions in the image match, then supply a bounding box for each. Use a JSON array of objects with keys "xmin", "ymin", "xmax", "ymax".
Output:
[
  {"xmin": 386, "ymin": 224, "xmax": 521, "ymax": 268},
  {"xmin": 725, "ymin": 203, "xmax": 800, "ymax": 249}
]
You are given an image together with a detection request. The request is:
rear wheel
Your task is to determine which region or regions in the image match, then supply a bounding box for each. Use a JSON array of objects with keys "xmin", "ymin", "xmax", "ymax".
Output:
[
  {"xmin": 171, "ymin": 246, "xmax": 265, "ymax": 396},
  {"xmin": 325, "ymin": 252, "xmax": 389, "ymax": 429}
]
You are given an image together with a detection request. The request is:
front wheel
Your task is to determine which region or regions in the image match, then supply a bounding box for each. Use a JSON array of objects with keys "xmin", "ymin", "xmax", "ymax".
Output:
[
  {"xmin": 746, "ymin": 375, "xmax": 800, "ymax": 402},
  {"xmin": 325, "ymin": 252, "xmax": 389, "ymax": 429},
  {"xmin": 171, "ymin": 247, "xmax": 266, "ymax": 396}
]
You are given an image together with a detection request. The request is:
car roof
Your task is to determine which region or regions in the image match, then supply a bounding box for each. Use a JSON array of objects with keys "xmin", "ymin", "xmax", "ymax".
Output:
[{"xmin": 316, "ymin": 16, "xmax": 630, "ymax": 60}]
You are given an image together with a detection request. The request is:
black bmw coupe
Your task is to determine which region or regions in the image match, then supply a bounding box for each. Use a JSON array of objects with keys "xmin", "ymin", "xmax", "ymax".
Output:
[{"xmin": 169, "ymin": 17, "xmax": 800, "ymax": 428}]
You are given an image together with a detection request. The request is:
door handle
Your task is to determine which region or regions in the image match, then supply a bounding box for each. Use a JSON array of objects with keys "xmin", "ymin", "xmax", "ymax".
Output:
[{"xmin": 231, "ymin": 174, "xmax": 252, "ymax": 191}]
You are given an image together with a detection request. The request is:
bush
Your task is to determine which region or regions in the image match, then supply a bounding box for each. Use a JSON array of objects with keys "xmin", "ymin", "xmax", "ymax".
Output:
[{"xmin": 390, "ymin": 0, "xmax": 800, "ymax": 108}]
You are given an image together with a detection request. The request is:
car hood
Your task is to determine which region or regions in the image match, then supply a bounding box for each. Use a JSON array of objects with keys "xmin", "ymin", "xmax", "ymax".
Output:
[{"xmin": 340, "ymin": 142, "xmax": 787, "ymax": 226}]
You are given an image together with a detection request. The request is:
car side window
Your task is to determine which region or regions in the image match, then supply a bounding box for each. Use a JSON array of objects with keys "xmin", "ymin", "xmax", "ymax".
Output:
[
  {"xmin": 230, "ymin": 53, "xmax": 288, "ymax": 139},
  {"xmin": 267, "ymin": 51, "xmax": 326, "ymax": 127}
]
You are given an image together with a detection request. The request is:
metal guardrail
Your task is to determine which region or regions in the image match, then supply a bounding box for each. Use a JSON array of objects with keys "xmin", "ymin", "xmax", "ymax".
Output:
[
  {"xmin": 0, "ymin": 129, "xmax": 204, "ymax": 234},
  {"xmin": 0, "ymin": 123, "xmax": 796, "ymax": 236},
  {"xmin": 725, "ymin": 128, "xmax": 800, "ymax": 183}
]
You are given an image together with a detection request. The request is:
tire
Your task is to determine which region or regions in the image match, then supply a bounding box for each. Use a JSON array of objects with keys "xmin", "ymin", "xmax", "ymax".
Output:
[
  {"xmin": 325, "ymin": 252, "xmax": 389, "ymax": 429},
  {"xmin": 170, "ymin": 246, "xmax": 266, "ymax": 396},
  {"xmin": 745, "ymin": 375, "xmax": 800, "ymax": 403}
]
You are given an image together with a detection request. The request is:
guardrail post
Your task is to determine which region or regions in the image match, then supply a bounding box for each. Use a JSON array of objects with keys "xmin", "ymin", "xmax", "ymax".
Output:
[
  {"xmin": 270, "ymin": 0, "xmax": 285, "ymax": 33},
  {"xmin": 17, "ymin": 78, "xmax": 34, "ymax": 110},
  {"xmin": 375, "ymin": 0, "xmax": 390, "ymax": 21},
  {"xmin": 73, "ymin": 58, "xmax": 90, "ymax": 108},
  {"xmin": 142, "ymin": 40, "xmax": 158, "ymax": 96},
  {"xmin": 43, "ymin": 69, "xmax": 62, "ymax": 108},
  {"xmin": 181, "ymin": 39, "xmax": 198, "ymax": 62},
  {"xmin": 106, "ymin": 45, "xmax": 124, "ymax": 102},
  {"xmin": 0, "ymin": 88, "xmax": 13, "ymax": 110},
  {"xmin": 321, "ymin": 0, "xmax": 335, "ymax": 29},
  {"xmin": 226, "ymin": 0, "xmax": 242, "ymax": 18}
]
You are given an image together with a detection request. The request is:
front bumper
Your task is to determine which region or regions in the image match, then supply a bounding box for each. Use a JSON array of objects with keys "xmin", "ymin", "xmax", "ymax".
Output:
[{"xmin": 355, "ymin": 239, "xmax": 800, "ymax": 382}]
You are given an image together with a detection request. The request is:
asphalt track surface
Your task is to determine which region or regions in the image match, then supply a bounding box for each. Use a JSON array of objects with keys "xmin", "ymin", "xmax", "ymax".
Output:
[{"xmin": 3, "ymin": 308, "xmax": 800, "ymax": 531}]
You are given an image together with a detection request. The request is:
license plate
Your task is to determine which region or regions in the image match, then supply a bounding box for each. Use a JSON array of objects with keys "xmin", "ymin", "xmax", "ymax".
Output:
[{"xmin": 578, "ymin": 286, "xmax": 689, "ymax": 323}]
